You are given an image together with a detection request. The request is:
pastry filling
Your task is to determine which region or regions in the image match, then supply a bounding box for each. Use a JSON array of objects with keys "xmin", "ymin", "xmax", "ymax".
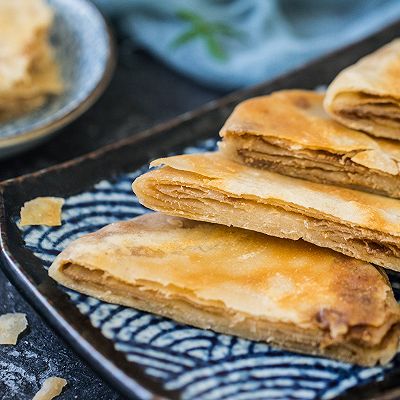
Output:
[
  {"xmin": 339, "ymin": 108, "xmax": 400, "ymax": 128},
  {"xmin": 61, "ymin": 264, "xmax": 399, "ymax": 353},
  {"xmin": 332, "ymin": 93, "xmax": 400, "ymax": 129},
  {"xmin": 223, "ymin": 134, "xmax": 400, "ymax": 198}
]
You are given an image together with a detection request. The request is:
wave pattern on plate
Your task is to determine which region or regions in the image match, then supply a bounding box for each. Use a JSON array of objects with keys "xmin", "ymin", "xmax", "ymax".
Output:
[{"xmin": 21, "ymin": 138, "xmax": 400, "ymax": 400}]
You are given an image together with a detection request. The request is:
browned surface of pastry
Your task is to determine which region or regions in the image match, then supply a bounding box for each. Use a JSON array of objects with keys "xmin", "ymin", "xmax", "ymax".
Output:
[
  {"xmin": 134, "ymin": 152, "xmax": 400, "ymax": 271},
  {"xmin": 324, "ymin": 39, "xmax": 400, "ymax": 140},
  {"xmin": 49, "ymin": 213, "xmax": 400, "ymax": 366},
  {"xmin": 220, "ymin": 90, "xmax": 400, "ymax": 198}
]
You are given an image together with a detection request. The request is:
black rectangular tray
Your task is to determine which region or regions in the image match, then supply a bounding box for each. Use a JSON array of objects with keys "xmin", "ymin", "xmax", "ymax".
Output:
[{"xmin": 2, "ymin": 20, "xmax": 400, "ymax": 400}]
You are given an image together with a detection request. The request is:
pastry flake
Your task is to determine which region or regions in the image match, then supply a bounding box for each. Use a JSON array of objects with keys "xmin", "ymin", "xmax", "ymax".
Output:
[
  {"xmin": 324, "ymin": 39, "xmax": 400, "ymax": 140},
  {"xmin": 32, "ymin": 377, "xmax": 67, "ymax": 400},
  {"xmin": 20, "ymin": 197, "xmax": 64, "ymax": 227},
  {"xmin": 220, "ymin": 90, "xmax": 400, "ymax": 198},
  {"xmin": 49, "ymin": 213, "xmax": 400, "ymax": 366},
  {"xmin": 0, "ymin": 313, "xmax": 27, "ymax": 345},
  {"xmin": 133, "ymin": 152, "xmax": 400, "ymax": 271}
]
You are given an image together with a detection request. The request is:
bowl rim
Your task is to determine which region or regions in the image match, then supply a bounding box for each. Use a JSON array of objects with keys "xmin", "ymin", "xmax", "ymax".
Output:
[{"xmin": 0, "ymin": 0, "xmax": 116, "ymax": 150}]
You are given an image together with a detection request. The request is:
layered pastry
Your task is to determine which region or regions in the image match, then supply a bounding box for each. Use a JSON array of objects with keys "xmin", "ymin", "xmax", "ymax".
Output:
[
  {"xmin": 49, "ymin": 213, "xmax": 400, "ymax": 366},
  {"xmin": 133, "ymin": 152, "xmax": 400, "ymax": 271},
  {"xmin": 0, "ymin": 0, "xmax": 63, "ymax": 120},
  {"xmin": 220, "ymin": 90, "xmax": 400, "ymax": 199},
  {"xmin": 324, "ymin": 39, "xmax": 400, "ymax": 140},
  {"xmin": 0, "ymin": 0, "xmax": 52, "ymax": 91}
]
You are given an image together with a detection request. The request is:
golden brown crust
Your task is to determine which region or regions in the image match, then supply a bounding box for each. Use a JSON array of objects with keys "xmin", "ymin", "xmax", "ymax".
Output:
[
  {"xmin": 133, "ymin": 152, "xmax": 400, "ymax": 270},
  {"xmin": 220, "ymin": 90, "xmax": 400, "ymax": 198},
  {"xmin": 49, "ymin": 213, "xmax": 400, "ymax": 366},
  {"xmin": 221, "ymin": 90, "xmax": 379, "ymax": 154},
  {"xmin": 324, "ymin": 39, "xmax": 400, "ymax": 139}
]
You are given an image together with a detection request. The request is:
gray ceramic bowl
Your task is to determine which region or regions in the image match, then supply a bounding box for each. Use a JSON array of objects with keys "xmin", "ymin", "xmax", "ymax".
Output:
[{"xmin": 0, "ymin": 0, "xmax": 115, "ymax": 160}]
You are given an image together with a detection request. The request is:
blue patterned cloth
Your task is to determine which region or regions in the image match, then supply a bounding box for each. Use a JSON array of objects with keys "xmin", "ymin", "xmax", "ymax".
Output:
[{"xmin": 93, "ymin": 0, "xmax": 400, "ymax": 89}]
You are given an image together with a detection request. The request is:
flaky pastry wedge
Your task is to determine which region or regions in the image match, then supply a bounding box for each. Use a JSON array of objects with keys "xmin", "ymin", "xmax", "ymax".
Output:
[
  {"xmin": 220, "ymin": 90, "xmax": 400, "ymax": 198},
  {"xmin": 0, "ymin": 43, "xmax": 63, "ymax": 119},
  {"xmin": 324, "ymin": 39, "xmax": 400, "ymax": 140},
  {"xmin": 134, "ymin": 152, "xmax": 400, "ymax": 271},
  {"xmin": 49, "ymin": 213, "xmax": 400, "ymax": 366}
]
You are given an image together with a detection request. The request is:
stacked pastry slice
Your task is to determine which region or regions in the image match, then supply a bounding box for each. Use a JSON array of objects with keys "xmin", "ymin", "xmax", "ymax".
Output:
[
  {"xmin": 0, "ymin": 0, "xmax": 63, "ymax": 120},
  {"xmin": 324, "ymin": 39, "xmax": 400, "ymax": 140},
  {"xmin": 133, "ymin": 152, "xmax": 400, "ymax": 271},
  {"xmin": 219, "ymin": 90, "xmax": 400, "ymax": 199},
  {"xmin": 50, "ymin": 40, "xmax": 400, "ymax": 366},
  {"xmin": 49, "ymin": 213, "xmax": 400, "ymax": 366}
]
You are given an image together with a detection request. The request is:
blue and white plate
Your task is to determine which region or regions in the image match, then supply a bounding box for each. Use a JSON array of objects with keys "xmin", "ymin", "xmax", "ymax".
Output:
[
  {"xmin": 20, "ymin": 138, "xmax": 400, "ymax": 400},
  {"xmin": 0, "ymin": 0, "xmax": 115, "ymax": 160}
]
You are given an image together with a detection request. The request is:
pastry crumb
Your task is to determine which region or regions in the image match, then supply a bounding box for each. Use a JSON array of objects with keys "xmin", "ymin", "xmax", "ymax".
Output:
[
  {"xmin": 20, "ymin": 197, "xmax": 64, "ymax": 226},
  {"xmin": 33, "ymin": 377, "xmax": 67, "ymax": 400},
  {"xmin": 0, "ymin": 313, "xmax": 27, "ymax": 345}
]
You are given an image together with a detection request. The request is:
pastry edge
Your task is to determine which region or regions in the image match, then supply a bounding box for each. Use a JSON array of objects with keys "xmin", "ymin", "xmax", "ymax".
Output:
[{"xmin": 49, "ymin": 262, "xmax": 400, "ymax": 367}]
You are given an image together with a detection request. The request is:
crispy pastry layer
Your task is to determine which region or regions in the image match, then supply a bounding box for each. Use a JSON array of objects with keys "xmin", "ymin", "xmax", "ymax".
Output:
[
  {"xmin": 49, "ymin": 213, "xmax": 400, "ymax": 366},
  {"xmin": 324, "ymin": 39, "xmax": 400, "ymax": 140},
  {"xmin": 220, "ymin": 90, "xmax": 400, "ymax": 198},
  {"xmin": 133, "ymin": 152, "xmax": 400, "ymax": 271}
]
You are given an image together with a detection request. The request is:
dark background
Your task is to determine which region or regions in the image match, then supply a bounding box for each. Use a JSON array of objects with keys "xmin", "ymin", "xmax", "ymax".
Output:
[{"xmin": 0, "ymin": 36, "xmax": 224, "ymax": 399}]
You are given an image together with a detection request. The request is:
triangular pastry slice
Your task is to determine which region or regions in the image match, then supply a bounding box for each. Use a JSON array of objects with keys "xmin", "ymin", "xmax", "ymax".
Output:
[
  {"xmin": 49, "ymin": 213, "xmax": 400, "ymax": 366},
  {"xmin": 133, "ymin": 152, "xmax": 400, "ymax": 271},
  {"xmin": 324, "ymin": 39, "xmax": 400, "ymax": 140},
  {"xmin": 220, "ymin": 90, "xmax": 400, "ymax": 199}
]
